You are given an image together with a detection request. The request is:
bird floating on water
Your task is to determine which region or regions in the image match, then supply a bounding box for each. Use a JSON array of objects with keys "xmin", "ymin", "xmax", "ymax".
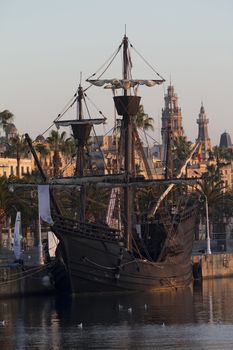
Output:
[
  {"xmin": 77, "ymin": 323, "xmax": 83, "ymax": 329},
  {"xmin": 118, "ymin": 304, "xmax": 123, "ymax": 311},
  {"xmin": 0, "ymin": 320, "xmax": 6, "ymax": 326}
]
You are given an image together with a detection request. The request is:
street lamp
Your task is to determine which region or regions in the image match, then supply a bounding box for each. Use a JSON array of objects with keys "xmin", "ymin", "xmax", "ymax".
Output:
[{"xmin": 203, "ymin": 193, "xmax": 211, "ymax": 255}]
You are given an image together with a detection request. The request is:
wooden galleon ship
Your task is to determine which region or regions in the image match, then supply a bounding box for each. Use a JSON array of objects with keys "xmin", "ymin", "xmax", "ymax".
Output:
[{"xmin": 27, "ymin": 34, "xmax": 198, "ymax": 294}]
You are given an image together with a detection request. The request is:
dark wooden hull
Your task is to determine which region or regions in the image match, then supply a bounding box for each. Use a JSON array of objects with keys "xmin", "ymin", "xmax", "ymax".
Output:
[{"xmin": 51, "ymin": 207, "xmax": 197, "ymax": 295}]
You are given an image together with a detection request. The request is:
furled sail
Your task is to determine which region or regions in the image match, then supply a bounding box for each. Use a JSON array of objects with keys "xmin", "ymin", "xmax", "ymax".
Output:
[
  {"xmin": 38, "ymin": 185, "xmax": 54, "ymax": 225},
  {"xmin": 87, "ymin": 79, "xmax": 164, "ymax": 89}
]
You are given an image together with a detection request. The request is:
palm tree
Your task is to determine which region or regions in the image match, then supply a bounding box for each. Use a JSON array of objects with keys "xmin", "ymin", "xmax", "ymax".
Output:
[
  {"xmin": 173, "ymin": 136, "xmax": 192, "ymax": 175},
  {"xmin": 0, "ymin": 175, "xmax": 39, "ymax": 248},
  {"xmin": 60, "ymin": 136, "xmax": 76, "ymax": 163},
  {"xmin": 195, "ymin": 166, "xmax": 233, "ymax": 237},
  {"xmin": 35, "ymin": 142, "xmax": 49, "ymax": 161},
  {"xmin": 34, "ymin": 142, "xmax": 50, "ymax": 176},
  {"xmin": 46, "ymin": 129, "xmax": 67, "ymax": 177},
  {"xmin": 5, "ymin": 135, "xmax": 29, "ymax": 177},
  {"xmin": 0, "ymin": 176, "xmax": 15, "ymax": 246},
  {"xmin": 0, "ymin": 176, "xmax": 16, "ymax": 219},
  {"xmin": 132, "ymin": 105, "xmax": 154, "ymax": 178},
  {"xmin": 0, "ymin": 110, "xmax": 14, "ymax": 138},
  {"xmin": 134, "ymin": 105, "xmax": 154, "ymax": 131}
]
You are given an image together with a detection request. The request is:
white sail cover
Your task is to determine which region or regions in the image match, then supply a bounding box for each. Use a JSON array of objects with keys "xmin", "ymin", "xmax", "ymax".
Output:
[
  {"xmin": 87, "ymin": 79, "xmax": 164, "ymax": 89},
  {"xmin": 38, "ymin": 185, "xmax": 54, "ymax": 225},
  {"xmin": 13, "ymin": 211, "xmax": 22, "ymax": 260}
]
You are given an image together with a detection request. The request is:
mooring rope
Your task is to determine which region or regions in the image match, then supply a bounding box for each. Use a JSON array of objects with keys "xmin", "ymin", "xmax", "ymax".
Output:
[{"xmin": 0, "ymin": 261, "xmax": 54, "ymax": 286}]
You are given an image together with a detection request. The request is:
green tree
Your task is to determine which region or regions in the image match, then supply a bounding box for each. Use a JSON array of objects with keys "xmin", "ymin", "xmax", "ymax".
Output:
[
  {"xmin": 60, "ymin": 136, "xmax": 76, "ymax": 163},
  {"xmin": 195, "ymin": 167, "xmax": 233, "ymax": 235},
  {"xmin": 134, "ymin": 104, "xmax": 154, "ymax": 132},
  {"xmin": 0, "ymin": 175, "xmax": 37, "ymax": 247},
  {"xmin": 46, "ymin": 130, "xmax": 67, "ymax": 177},
  {"xmin": 0, "ymin": 176, "xmax": 16, "ymax": 220},
  {"xmin": 172, "ymin": 136, "xmax": 192, "ymax": 175},
  {"xmin": 132, "ymin": 105, "xmax": 154, "ymax": 178},
  {"xmin": 5, "ymin": 135, "xmax": 29, "ymax": 177},
  {"xmin": 209, "ymin": 146, "xmax": 233, "ymax": 163},
  {"xmin": 0, "ymin": 110, "xmax": 14, "ymax": 138},
  {"xmin": 35, "ymin": 142, "xmax": 49, "ymax": 161}
]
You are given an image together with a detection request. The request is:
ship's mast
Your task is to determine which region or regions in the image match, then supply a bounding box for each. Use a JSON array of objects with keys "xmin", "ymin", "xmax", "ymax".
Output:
[
  {"xmin": 113, "ymin": 36, "xmax": 141, "ymax": 250},
  {"xmin": 54, "ymin": 87, "xmax": 105, "ymax": 222},
  {"xmin": 123, "ymin": 35, "xmax": 133, "ymax": 250},
  {"xmin": 87, "ymin": 34, "xmax": 165, "ymax": 249},
  {"xmin": 76, "ymin": 85, "xmax": 86, "ymax": 221}
]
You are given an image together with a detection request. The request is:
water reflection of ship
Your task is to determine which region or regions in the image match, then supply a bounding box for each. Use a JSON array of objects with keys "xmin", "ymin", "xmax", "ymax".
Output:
[
  {"xmin": 54, "ymin": 279, "xmax": 233, "ymax": 326},
  {"xmin": 55, "ymin": 288, "xmax": 195, "ymax": 326},
  {"xmin": 2, "ymin": 279, "xmax": 233, "ymax": 348}
]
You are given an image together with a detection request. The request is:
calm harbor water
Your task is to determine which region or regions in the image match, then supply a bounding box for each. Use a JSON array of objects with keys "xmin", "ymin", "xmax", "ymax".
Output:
[{"xmin": 0, "ymin": 278, "xmax": 233, "ymax": 349}]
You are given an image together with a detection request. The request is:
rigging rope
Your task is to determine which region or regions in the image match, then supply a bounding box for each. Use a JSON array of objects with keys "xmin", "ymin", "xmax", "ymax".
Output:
[
  {"xmin": 129, "ymin": 41, "xmax": 165, "ymax": 81},
  {"xmin": 0, "ymin": 262, "xmax": 54, "ymax": 286},
  {"xmin": 85, "ymin": 42, "xmax": 123, "ymax": 92},
  {"xmin": 83, "ymin": 93, "xmax": 107, "ymax": 120},
  {"xmin": 39, "ymin": 90, "xmax": 79, "ymax": 138}
]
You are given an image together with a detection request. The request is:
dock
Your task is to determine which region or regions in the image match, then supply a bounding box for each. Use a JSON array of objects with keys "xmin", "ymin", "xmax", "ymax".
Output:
[
  {"xmin": 0, "ymin": 247, "xmax": 55, "ymax": 298},
  {"xmin": 192, "ymin": 253, "xmax": 233, "ymax": 279}
]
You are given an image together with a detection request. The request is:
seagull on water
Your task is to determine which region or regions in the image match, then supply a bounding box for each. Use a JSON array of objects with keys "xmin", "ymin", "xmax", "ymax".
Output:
[{"xmin": 118, "ymin": 304, "xmax": 123, "ymax": 311}]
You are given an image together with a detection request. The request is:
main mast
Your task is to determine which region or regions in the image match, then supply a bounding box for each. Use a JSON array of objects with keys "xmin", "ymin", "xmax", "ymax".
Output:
[
  {"xmin": 123, "ymin": 35, "xmax": 133, "ymax": 251},
  {"xmin": 76, "ymin": 84, "xmax": 84, "ymax": 177},
  {"xmin": 113, "ymin": 36, "xmax": 141, "ymax": 250},
  {"xmin": 87, "ymin": 34, "xmax": 165, "ymax": 250}
]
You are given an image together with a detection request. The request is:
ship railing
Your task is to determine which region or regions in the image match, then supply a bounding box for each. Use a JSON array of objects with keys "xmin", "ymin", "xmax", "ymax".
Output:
[{"xmin": 53, "ymin": 215, "xmax": 123, "ymax": 243}]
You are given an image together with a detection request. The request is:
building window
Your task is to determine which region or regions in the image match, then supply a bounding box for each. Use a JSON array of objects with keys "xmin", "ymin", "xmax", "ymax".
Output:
[
  {"xmin": 10, "ymin": 166, "xmax": 14, "ymax": 175},
  {"xmin": 27, "ymin": 166, "xmax": 30, "ymax": 174},
  {"xmin": 21, "ymin": 166, "xmax": 24, "ymax": 175}
]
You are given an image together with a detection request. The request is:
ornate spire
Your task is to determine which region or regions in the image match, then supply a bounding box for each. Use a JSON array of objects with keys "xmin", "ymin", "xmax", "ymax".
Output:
[
  {"xmin": 161, "ymin": 85, "xmax": 184, "ymax": 163},
  {"xmin": 196, "ymin": 103, "xmax": 211, "ymax": 160}
]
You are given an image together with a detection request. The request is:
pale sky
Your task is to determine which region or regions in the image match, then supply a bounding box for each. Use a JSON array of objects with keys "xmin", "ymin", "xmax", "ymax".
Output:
[{"xmin": 0, "ymin": 0, "xmax": 232, "ymax": 146}]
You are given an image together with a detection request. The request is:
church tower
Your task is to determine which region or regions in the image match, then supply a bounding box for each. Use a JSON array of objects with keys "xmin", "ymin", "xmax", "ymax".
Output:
[
  {"xmin": 161, "ymin": 85, "xmax": 184, "ymax": 164},
  {"xmin": 196, "ymin": 103, "xmax": 211, "ymax": 159}
]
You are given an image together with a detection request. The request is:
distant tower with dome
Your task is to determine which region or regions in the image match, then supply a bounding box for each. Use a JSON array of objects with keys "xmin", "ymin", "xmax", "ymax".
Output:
[{"xmin": 219, "ymin": 131, "xmax": 232, "ymax": 149}]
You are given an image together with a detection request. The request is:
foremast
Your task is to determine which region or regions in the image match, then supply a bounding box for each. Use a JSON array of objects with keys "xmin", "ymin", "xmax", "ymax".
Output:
[{"xmin": 54, "ymin": 85, "xmax": 105, "ymax": 222}]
